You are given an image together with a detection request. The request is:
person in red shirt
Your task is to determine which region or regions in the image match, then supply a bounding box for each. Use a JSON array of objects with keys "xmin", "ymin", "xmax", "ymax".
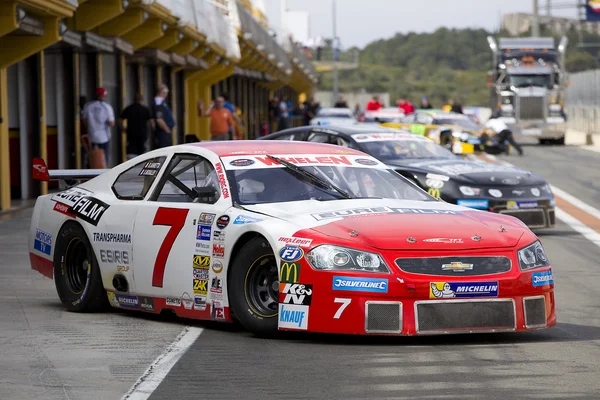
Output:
[
  {"xmin": 366, "ymin": 95, "xmax": 383, "ymax": 111},
  {"xmin": 397, "ymin": 98, "xmax": 415, "ymax": 114}
]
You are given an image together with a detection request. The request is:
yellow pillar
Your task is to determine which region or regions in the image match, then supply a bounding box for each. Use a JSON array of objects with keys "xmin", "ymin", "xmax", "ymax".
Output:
[
  {"xmin": 157, "ymin": 66, "xmax": 163, "ymax": 87},
  {"xmin": 39, "ymin": 52, "xmax": 47, "ymax": 195},
  {"xmin": 171, "ymin": 68, "xmax": 181, "ymax": 145},
  {"xmin": 0, "ymin": 68, "xmax": 9, "ymax": 210},
  {"xmin": 120, "ymin": 54, "xmax": 127, "ymax": 163},
  {"xmin": 74, "ymin": 52, "xmax": 81, "ymax": 169},
  {"xmin": 138, "ymin": 64, "xmax": 144, "ymax": 97}
]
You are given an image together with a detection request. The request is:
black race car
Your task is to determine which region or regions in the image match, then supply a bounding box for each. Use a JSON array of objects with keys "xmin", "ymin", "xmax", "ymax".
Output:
[{"xmin": 258, "ymin": 125, "xmax": 555, "ymax": 229}]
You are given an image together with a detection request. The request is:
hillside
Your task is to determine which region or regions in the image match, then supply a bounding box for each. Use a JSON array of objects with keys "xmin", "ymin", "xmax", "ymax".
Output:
[{"xmin": 318, "ymin": 26, "xmax": 600, "ymax": 107}]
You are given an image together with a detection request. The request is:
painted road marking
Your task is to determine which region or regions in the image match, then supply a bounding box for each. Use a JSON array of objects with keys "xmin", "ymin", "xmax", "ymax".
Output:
[
  {"xmin": 475, "ymin": 152, "xmax": 600, "ymax": 248},
  {"xmin": 122, "ymin": 326, "xmax": 204, "ymax": 400},
  {"xmin": 581, "ymin": 145, "xmax": 600, "ymax": 154}
]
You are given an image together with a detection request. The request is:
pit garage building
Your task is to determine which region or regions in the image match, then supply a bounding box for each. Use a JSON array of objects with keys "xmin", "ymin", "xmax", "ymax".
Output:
[{"xmin": 0, "ymin": 0, "xmax": 317, "ymax": 211}]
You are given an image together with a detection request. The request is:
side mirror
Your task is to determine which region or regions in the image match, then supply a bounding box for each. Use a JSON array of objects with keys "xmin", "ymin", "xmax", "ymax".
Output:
[{"xmin": 193, "ymin": 185, "xmax": 218, "ymax": 203}]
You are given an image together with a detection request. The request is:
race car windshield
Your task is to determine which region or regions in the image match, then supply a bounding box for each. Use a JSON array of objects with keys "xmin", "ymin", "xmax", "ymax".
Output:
[
  {"xmin": 361, "ymin": 140, "xmax": 459, "ymax": 161},
  {"xmin": 434, "ymin": 118, "xmax": 482, "ymax": 131},
  {"xmin": 226, "ymin": 164, "xmax": 433, "ymax": 205}
]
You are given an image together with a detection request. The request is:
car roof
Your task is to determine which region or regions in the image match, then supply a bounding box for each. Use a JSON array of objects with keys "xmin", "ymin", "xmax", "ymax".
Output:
[
  {"xmin": 310, "ymin": 125, "xmax": 402, "ymax": 135},
  {"xmin": 185, "ymin": 140, "xmax": 366, "ymax": 157}
]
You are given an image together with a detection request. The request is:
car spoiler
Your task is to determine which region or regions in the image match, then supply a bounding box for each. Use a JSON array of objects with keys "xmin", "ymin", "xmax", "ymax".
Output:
[{"xmin": 32, "ymin": 158, "xmax": 107, "ymax": 189}]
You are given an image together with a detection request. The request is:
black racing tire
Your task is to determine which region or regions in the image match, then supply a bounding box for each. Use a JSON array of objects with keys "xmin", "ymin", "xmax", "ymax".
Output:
[
  {"xmin": 440, "ymin": 132, "xmax": 453, "ymax": 150},
  {"xmin": 53, "ymin": 222, "xmax": 108, "ymax": 312},
  {"xmin": 228, "ymin": 236, "xmax": 279, "ymax": 337}
]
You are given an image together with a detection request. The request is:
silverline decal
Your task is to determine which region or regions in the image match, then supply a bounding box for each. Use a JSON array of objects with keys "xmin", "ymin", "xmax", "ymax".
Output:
[{"xmin": 312, "ymin": 207, "xmax": 459, "ymax": 220}]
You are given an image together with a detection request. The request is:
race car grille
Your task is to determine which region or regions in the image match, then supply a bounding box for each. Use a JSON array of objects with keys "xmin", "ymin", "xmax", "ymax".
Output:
[
  {"xmin": 394, "ymin": 256, "xmax": 512, "ymax": 276},
  {"xmin": 523, "ymin": 296, "xmax": 547, "ymax": 328},
  {"xmin": 548, "ymin": 209, "xmax": 556, "ymax": 226},
  {"xmin": 499, "ymin": 209, "xmax": 546, "ymax": 229},
  {"xmin": 518, "ymin": 96, "xmax": 545, "ymax": 120},
  {"xmin": 415, "ymin": 299, "xmax": 516, "ymax": 334},
  {"xmin": 365, "ymin": 301, "xmax": 402, "ymax": 334}
]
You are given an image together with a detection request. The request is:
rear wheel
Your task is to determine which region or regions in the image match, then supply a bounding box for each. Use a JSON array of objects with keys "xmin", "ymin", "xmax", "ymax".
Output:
[
  {"xmin": 53, "ymin": 222, "xmax": 108, "ymax": 312},
  {"xmin": 228, "ymin": 237, "xmax": 279, "ymax": 336}
]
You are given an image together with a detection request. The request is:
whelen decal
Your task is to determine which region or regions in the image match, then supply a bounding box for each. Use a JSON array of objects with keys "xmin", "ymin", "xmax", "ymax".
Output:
[
  {"xmin": 68, "ymin": 196, "xmax": 109, "ymax": 226},
  {"xmin": 220, "ymin": 154, "xmax": 386, "ymax": 170},
  {"xmin": 215, "ymin": 162, "xmax": 230, "ymax": 199},
  {"xmin": 312, "ymin": 207, "xmax": 459, "ymax": 221}
]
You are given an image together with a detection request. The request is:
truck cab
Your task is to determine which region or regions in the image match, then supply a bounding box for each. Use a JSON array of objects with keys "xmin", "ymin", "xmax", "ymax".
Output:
[{"xmin": 487, "ymin": 36, "xmax": 568, "ymax": 144}]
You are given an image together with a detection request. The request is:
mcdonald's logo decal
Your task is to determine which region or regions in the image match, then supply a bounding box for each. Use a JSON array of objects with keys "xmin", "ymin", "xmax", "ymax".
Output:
[
  {"xmin": 280, "ymin": 262, "xmax": 300, "ymax": 283},
  {"xmin": 428, "ymin": 188, "xmax": 441, "ymax": 199}
]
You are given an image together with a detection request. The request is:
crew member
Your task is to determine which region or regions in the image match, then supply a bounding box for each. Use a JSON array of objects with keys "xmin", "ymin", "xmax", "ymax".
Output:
[
  {"xmin": 82, "ymin": 87, "xmax": 115, "ymax": 166},
  {"xmin": 484, "ymin": 117, "xmax": 524, "ymax": 156}
]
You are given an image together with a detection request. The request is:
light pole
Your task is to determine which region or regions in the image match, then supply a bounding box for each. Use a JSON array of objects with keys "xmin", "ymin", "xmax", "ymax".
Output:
[
  {"xmin": 332, "ymin": 0, "xmax": 339, "ymax": 105},
  {"xmin": 532, "ymin": 0, "xmax": 540, "ymax": 37}
]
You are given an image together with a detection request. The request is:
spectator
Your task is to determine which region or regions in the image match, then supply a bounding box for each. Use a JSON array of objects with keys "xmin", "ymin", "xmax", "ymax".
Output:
[
  {"xmin": 353, "ymin": 104, "xmax": 363, "ymax": 120},
  {"xmin": 152, "ymin": 84, "xmax": 176, "ymax": 148},
  {"xmin": 120, "ymin": 93, "xmax": 152, "ymax": 160},
  {"xmin": 269, "ymin": 96, "xmax": 281, "ymax": 132},
  {"xmin": 303, "ymin": 96, "xmax": 318, "ymax": 125},
  {"xmin": 366, "ymin": 95, "xmax": 383, "ymax": 111},
  {"xmin": 420, "ymin": 97, "xmax": 433, "ymax": 109},
  {"xmin": 222, "ymin": 93, "xmax": 242, "ymax": 139},
  {"xmin": 334, "ymin": 96, "xmax": 348, "ymax": 108},
  {"xmin": 81, "ymin": 87, "xmax": 115, "ymax": 166},
  {"xmin": 397, "ymin": 97, "xmax": 415, "ymax": 114},
  {"xmin": 198, "ymin": 96, "xmax": 235, "ymax": 141},
  {"xmin": 449, "ymin": 98, "xmax": 464, "ymax": 114},
  {"xmin": 278, "ymin": 97, "xmax": 290, "ymax": 130}
]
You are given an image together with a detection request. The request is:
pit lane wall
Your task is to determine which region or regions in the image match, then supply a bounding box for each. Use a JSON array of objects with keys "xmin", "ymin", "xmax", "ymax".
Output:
[
  {"xmin": 564, "ymin": 69, "xmax": 600, "ymax": 147},
  {"xmin": 0, "ymin": 0, "xmax": 317, "ymax": 211}
]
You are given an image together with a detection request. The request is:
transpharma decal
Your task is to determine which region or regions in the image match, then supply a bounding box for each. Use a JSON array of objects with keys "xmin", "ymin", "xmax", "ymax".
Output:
[{"xmin": 220, "ymin": 154, "xmax": 386, "ymax": 170}]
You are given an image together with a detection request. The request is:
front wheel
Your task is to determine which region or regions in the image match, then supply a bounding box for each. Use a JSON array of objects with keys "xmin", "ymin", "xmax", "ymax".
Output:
[
  {"xmin": 228, "ymin": 236, "xmax": 279, "ymax": 336},
  {"xmin": 53, "ymin": 222, "xmax": 108, "ymax": 312}
]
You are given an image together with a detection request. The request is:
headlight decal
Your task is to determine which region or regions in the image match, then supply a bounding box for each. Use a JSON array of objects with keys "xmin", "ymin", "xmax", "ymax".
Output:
[
  {"xmin": 517, "ymin": 241, "xmax": 550, "ymax": 271},
  {"xmin": 306, "ymin": 245, "xmax": 390, "ymax": 273}
]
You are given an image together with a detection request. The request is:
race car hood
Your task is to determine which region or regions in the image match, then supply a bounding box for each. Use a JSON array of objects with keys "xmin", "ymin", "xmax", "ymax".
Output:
[
  {"xmin": 387, "ymin": 159, "xmax": 547, "ymax": 186},
  {"xmin": 246, "ymin": 199, "xmax": 525, "ymax": 250}
]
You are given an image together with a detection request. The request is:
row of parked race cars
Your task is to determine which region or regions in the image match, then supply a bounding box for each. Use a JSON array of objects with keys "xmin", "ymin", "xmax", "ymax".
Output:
[{"xmin": 27, "ymin": 119, "xmax": 556, "ymax": 338}]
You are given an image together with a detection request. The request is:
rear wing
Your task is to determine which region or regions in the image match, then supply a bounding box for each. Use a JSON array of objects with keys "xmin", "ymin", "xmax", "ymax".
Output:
[{"xmin": 32, "ymin": 158, "xmax": 107, "ymax": 189}]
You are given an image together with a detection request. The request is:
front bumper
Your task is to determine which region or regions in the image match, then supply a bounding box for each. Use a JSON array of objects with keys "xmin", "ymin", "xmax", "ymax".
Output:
[
  {"xmin": 500, "ymin": 118, "xmax": 567, "ymax": 139},
  {"xmin": 454, "ymin": 198, "xmax": 555, "ymax": 229}
]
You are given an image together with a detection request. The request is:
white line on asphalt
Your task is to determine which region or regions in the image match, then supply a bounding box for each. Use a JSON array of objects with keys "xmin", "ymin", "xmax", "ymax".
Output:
[
  {"xmin": 122, "ymin": 326, "xmax": 204, "ymax": 400},
  {"xmin": 477, "ymin": 153, "xmax": 600, "ymax": 250},
  {"xmin": 554, "ymin": 208, "xmax": 600, "ymax": 248},
  {"xmin": 581, "ymin": 145, "xmax": 600, "ymax": 154}
]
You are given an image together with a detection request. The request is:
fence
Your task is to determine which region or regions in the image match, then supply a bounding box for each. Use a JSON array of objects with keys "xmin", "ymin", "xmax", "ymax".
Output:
[{"xmin": 565, "ymin": 69, "xmax": 600, "ymax": 135}]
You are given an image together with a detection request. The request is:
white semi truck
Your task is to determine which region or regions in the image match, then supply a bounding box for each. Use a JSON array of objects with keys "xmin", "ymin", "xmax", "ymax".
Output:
[{"xmin": 487, "ymin": 36, "xmax": 568, "ymax": 144}]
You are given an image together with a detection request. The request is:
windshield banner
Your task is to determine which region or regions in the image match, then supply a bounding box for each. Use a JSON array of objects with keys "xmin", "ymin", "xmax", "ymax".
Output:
[
  {"xmin": 353, "ymin": 133, "xmax": 426, "ymax": 143},
  {"xmin": 220, "ymin": 154, "xmax": 387, "ymax": 170}
]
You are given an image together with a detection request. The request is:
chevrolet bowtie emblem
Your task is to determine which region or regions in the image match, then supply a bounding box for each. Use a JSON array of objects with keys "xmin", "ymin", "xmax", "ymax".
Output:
[{"xmin": 441, "ymin": 262, "xmax": 474, "ymax": 272}]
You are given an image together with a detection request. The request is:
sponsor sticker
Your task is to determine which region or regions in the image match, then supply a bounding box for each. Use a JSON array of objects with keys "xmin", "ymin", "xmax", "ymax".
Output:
[
  {"xmin": 532, "ymin": 270, "xmax": 554, "ymax": 287},
  {"xmin": 279, "ymin": 246, "xmax": 304, "ymax": 262},
  {"xmin": 457, "ymin": 199, "xmax": 489, "ymax": 209},
  {"xmin": 68, "ymin": 196, "xmax": 110, "ymax": 226},
  {"xmin": 233, "ymin": 215, "xmax": 263, "ymax": 225},
  {"xmin": 278, "ymin": 304, "xmax": 309, "ymax": 330},
  {"xmin": 196, "ymin": 224, "xmax": 211, "ymax": 241},
  {"xmin": 517, "ymin": 201, "xmax": 538, "ymax": 209},
  {"xmin": 193, "ymin": 279, "xmax": 208, "ymax": 295},
  {"xmin": 211, "ymin": 300, "xmax": 225, "ymax": 320},
  {"xmin": 195, "ymin": 242, "xmax": 211, "ymax": 255},
  {"xmin": 429, "ymin": 281, "xmax": 499, "ymax": 298},
  {"xmin": 229, "ymin": 159, "xmax": 255, "ymax": 167},
  {"xmin": 353, "ymin": 133, "xmax": 416, "ymax": 143},
  {"xmin": 139, "ymin": 296, "xmax": 155, "ymax": 312},
  {"xmin": 279, "ymin": 262, "xmax": 300, "ymax": 283},
  {"xmin": 213, "ymin": 231, "xmax": 226, "ymax": 243},
  {"xmin": 199, "ymin": 213, "xmax": 216, "ymax": 225},
  {"xmin": 354, "ymin": 158, "xmax": 379, "ymax": 166},
  {"xmin": 181, "ymin": 293, "xmax": 193, "ymax": 310},
  {"xmin": 107, "ymin": 292, "xmax": 119, "ymax": 307},
  {"xmin": 33, "ymin": 229, "xmax": 52, "ymax": 256},
  {"xmin": 531, "ymin": 188, "xmax": 541, "ymax": 197},
  {"xmin": 221, "ymin": 154, "xmax": 388, "ymax": 170},
  {"xmin": 210, "ymin": 277, "xmax": 223, "ymax": 294},
  {"xmin": 213, "ymin": 244, "xmax": 225, "ymax": 258},
  {"xmin": 216, "ymin": 215, "xmax": 230, "ymax": 229},
  {"xmin": 194, "ymin": 295, "xmax": 207, "ymax": 310},
  {"xmin": 423, "ymin": 238, "xmax": 464, "ymax": 244},
  {"xmin": 193, "ymin": 255, "xmax": 211, "ymax": 269},
  {"xmin": 166, "ymin": 297, "xmax": 181, "ymax": 307},
  {"xmin": 426, "ymin": 179, "xmax": 444, "ymax": 189},
  {"xmin": 278, "ymin": 236, "xmax": 313, "ymax": 247},
  {"xmin": 53, "ymin": 202, "xmax": 74, "ymax": 217},
  {"xmin": 51, "ymin": 187, "xmax": 93, "ymax": 207},
  {"xmin": 139, "ymin": 169, "xmax": 158, "ymax": 176},
  {"xmin": 92, "ymin": 232, "xmax": 131, "ymax": 243},
  {"xmin": 116, "ymin": 294, "xmax": 138, "ymax": 308},
  {"xmin": 193, "ymin": 268, "xmax": 210, "ymax": 280},
  {"xmin": 100, "ymin": 249, "xmax": 130, "ymax": 265},
  {"xmin": 332, "ymin": 277, "xmax": 388, "ymax": 293},
  {"xmin": 312, "ymin": 207, "xmax": 458, "ymax": 221},
  {"xmin": 279, "ymin": 283, "xmax": 313, "ymax": 305},
  {"xmin": 426, "ymin": 173, "xmax": 450, "ymax": 182},
  {"xmin": 144, "ymin": 162, "xmax": 162, "ymax": 170},
  {"xmin": 212, "ymin": 260, "xmax": 223, "ymax": 274}
]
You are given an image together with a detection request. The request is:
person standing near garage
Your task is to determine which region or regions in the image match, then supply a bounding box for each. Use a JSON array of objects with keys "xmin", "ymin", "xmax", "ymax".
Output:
[
  {"xmin": 197, "ymin": 96, "xmax": 235, "ymax": 140},
  {"xmin": 120, "ymin": 93, "xmax": 152, "ymax": 159},
  {"xmin": 152, "ymin": 84, "xmax": 176, "ymax": 149},
  {"xmin": 81, "ymin": 87, "xmax": 115, "ymax": 167}
]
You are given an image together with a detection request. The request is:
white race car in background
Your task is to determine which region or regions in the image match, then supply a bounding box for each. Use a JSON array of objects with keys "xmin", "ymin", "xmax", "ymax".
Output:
[{"xmin": 310, "ymin": 107, "xmax": 357, "ymax": 126}]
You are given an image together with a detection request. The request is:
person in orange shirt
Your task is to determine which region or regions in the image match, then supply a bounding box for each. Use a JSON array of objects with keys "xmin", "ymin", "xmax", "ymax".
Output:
[{"xmin": 198, "ymin": 96, "xmax": 236, "ymax": 140}]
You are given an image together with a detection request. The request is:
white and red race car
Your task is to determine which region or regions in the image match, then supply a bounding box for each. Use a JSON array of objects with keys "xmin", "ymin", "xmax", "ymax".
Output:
[{"xmin": 29, "ymin": 141, "xmax": 555, "ymax": 336}]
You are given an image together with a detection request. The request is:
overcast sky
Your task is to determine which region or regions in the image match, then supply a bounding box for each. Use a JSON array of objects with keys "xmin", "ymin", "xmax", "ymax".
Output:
[{"xmin": 264, "ymin": 0, "xmax": 579, "ymax": 48}]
